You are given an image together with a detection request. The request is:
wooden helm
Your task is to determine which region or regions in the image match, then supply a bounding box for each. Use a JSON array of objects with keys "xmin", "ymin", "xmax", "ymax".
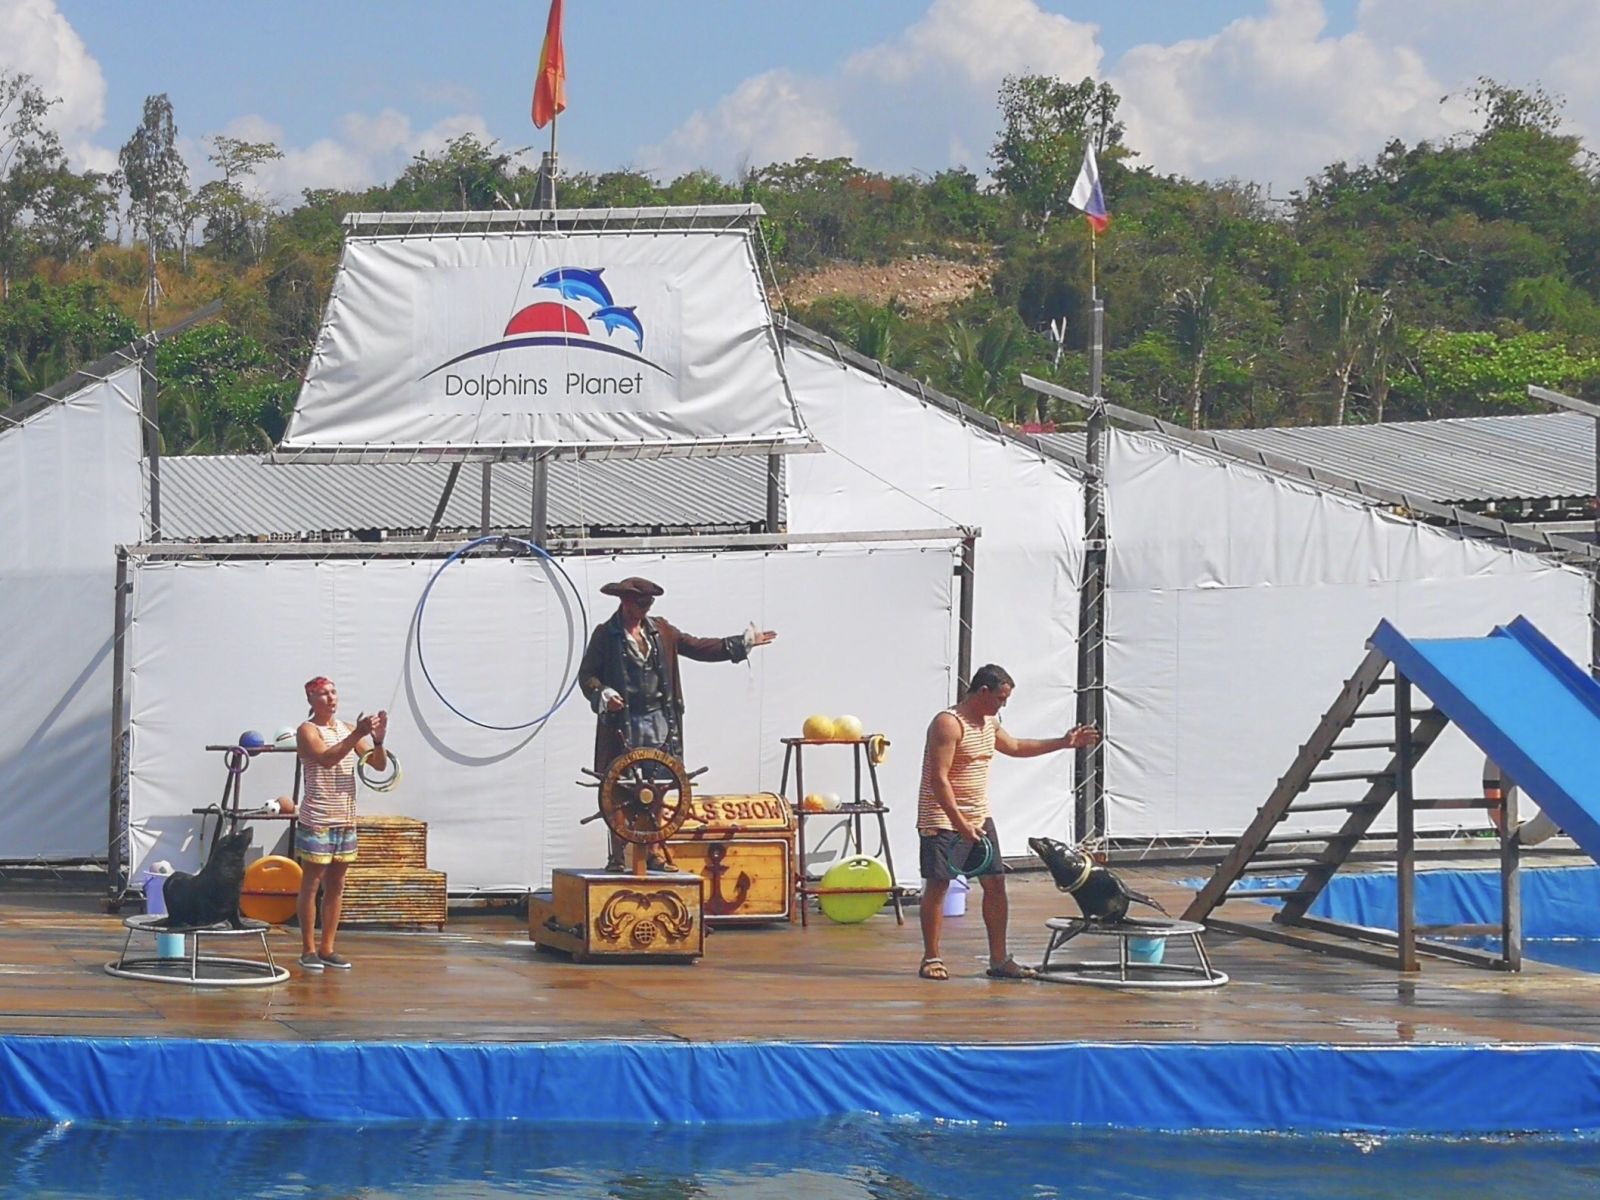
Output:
[{"xmin": 597, "ymin": 746, "xmax": 693, "ymax": 845}]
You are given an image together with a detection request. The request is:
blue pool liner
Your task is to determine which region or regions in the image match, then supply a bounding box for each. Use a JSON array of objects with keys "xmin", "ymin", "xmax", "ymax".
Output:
[
  {"xmin": 1216, "ymin": 864, "xmax": 1600, "ymax": 938},
  {"xmin": 5, "ymin": 1036, "xmax": 1600, "ymax": 1133}
]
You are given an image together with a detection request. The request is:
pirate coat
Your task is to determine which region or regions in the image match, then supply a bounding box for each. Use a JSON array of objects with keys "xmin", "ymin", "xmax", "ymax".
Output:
[{"xmin": 578, "ymin": 613, "xmax": 748, "ymax": 772}]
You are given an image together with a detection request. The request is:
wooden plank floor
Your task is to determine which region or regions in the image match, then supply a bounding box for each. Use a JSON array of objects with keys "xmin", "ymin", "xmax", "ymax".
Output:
[{"xmin": 3, "ymin": 867, "xmax": 1599, "ymax": 1046}]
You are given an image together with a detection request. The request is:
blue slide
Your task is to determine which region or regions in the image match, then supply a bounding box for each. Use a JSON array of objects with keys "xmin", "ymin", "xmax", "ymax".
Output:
[{"xmin": 1371, "ymin": 617, "xmax": 1600, "ymax": 860}]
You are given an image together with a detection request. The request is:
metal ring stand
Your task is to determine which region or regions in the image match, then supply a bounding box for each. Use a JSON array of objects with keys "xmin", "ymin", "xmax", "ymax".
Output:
[
  {"xmin": 105, "ymin": 913, "xmax": 288, "ymax": 986},
  {"xmin": 1037, "ymin": 916, "xmax": 1229, "ymax": 990}
]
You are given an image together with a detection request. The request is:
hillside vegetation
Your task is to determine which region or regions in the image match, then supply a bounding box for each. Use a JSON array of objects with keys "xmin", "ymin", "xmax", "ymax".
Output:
[{"xmin": 3, "ymin": 73, "xmax": 1598, "ymax": 452}]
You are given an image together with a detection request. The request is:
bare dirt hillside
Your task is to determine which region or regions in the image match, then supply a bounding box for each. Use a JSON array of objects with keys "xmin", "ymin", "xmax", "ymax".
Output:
[{"xmin": 778, "ymin": 255, "xmax": 992, "ymax": 313}]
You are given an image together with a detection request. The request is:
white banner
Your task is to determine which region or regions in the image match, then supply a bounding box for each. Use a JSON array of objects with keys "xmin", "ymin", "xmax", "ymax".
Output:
[{"xmin": 280, "ymin": 227, "xmax": 806, "ymax": 458}]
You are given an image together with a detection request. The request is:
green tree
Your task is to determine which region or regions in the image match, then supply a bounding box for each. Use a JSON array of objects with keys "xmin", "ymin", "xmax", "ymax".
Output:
[
  {"xmin": 0, "ymin": 278, "xmax": 136, "ymax": 403},
  {"xmin": 118, "ymin": 94, "xmax": 189, "ymax": 325},
  {"xmin": 196, "ymin": 136, "xmax": 282, "ymax": 263},
  {"xmin": 0, "ymin": 71, "xmax": 67, "ymax": 299},
  {"xmin": 991, "ymin": 75, "xmax": 1124, "ymax": 231}
]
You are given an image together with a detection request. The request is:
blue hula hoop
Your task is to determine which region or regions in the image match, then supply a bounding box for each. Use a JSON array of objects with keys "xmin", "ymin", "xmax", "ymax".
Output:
[
  {"xmin": 947, "ymin": 835, "xmax": 995, "ymax": 878},
  {"xmin": 414, "ymin": 534, "xmax": 589, "ymax": 732}
]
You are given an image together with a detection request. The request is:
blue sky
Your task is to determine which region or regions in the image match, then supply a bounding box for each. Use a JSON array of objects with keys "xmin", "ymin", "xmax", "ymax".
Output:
[{"xmin": 11, "ymin": 1, "xmax": 1596, "ymax": 204}]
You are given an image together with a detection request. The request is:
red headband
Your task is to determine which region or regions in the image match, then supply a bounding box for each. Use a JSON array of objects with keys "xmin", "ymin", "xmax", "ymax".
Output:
[{"xmin": 304, "ymin": 676, "xmax": 334, "ymax": 695}]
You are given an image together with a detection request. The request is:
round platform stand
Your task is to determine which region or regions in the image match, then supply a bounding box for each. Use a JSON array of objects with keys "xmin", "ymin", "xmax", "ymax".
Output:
[
  {"xmin": 105, "ymin": 914, "xmax": 288, "ymax": 987},
  {"xmin": 1036, "ymin": 916, "xmax": 1229, "ymax": 991},
  {"xmin": 1036, "ymin": 961, "xmax": 1230, "ymax": 991}
]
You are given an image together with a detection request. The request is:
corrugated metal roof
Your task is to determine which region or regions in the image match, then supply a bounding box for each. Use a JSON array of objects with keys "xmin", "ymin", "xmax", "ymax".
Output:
[
  {"xmin": 1218, "ymin": 413, "xmax": 1596, "ymax": 506},
  {"xmin": 1041, "ymin": 411, "xmax": 1596, "ymax": 507},
  {"xmin": 155, "ymin": 455, "xmax": 773, "ymax": 540}
]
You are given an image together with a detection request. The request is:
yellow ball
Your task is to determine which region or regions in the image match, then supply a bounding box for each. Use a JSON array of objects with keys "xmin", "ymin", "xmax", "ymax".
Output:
[
  {"xmin": 803, "ymin": 793, "xmax": 828, "ymax": 813},
  {"xmin": 833, "ymin": 714, "xmax": 864, "ymax": 741},
  {"xmin": 802, "ymin": 714, "xmax": 836, "ymax": 741}
]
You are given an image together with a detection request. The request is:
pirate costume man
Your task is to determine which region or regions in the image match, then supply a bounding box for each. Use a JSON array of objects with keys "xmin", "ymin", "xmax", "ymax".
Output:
[{"xmin": 578, "ymin": 577, "xmax": 775, "ymax": 871}]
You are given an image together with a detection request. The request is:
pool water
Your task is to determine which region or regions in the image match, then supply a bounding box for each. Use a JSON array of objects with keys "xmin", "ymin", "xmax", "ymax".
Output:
[{"xmin": 5, "ymin": 1117, "xmax": 1600, "ymax": 1199}]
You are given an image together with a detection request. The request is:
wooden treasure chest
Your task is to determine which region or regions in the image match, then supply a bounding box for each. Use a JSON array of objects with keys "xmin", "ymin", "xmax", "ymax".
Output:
[
  {"xmin": 665, "ymin": 792, "xmax": 796, "ymax": 926},
  {"xmin": 528, "ymin": 868, "xmax": 704, "ymax": 963}
]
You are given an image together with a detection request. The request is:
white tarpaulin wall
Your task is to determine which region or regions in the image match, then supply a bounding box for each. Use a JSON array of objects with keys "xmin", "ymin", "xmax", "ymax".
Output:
[
  {"xmin": 280, "ymin": 226, "xmax": 806, "ymax": 457},
  {"xmin": 784, "ymin": 342, "xmax": 1087, "ymax": 852},
  {"xmin": 0, "ymin": 364, "xmax": 145, "ymax": 859},
  {"xmin": 1104, "ymin": 429, "xmax": 1593, "ymax": 839},
  {"xmin": 124, "ymin": 544, "xmax": 956, "ymax": 889}
]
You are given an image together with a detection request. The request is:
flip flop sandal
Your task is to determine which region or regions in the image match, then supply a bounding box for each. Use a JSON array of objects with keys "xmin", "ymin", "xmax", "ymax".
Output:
[
  {"xmin": 985, "ymin": 958, "xmax": 1038, "ymax": 980},
  {"xmin": 918, "ymin": 957, "xmax": 950, "ymax": 981}
]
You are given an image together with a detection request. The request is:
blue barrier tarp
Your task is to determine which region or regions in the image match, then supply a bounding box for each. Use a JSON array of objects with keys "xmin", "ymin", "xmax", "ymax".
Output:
[{"xmin": 5, "ymin": 1036, "xmax": 1600, "ymax": 1133}]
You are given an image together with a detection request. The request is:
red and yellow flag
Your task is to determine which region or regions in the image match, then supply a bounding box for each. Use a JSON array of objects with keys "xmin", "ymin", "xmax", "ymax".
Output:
[{"xmin": 531, "ymin": 0, "xmax": 566, "ymax": 129}]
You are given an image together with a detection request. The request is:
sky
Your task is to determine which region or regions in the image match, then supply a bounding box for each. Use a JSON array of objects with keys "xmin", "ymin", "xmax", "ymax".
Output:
[{"xmin": 7, "ymin": 0, "xmax": 1599, "ymax": 208}]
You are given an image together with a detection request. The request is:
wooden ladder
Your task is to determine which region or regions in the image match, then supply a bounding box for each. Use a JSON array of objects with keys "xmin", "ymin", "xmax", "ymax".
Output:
[{"xmin": 1183, "ymin": 644, "xmax": 1520, "ymax": 972}]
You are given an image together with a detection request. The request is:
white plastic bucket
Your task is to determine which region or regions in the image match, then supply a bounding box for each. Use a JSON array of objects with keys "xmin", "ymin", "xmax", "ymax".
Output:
[{"xmin": 942, "ymin": 876, "xmax": 969, "ymax": 917}]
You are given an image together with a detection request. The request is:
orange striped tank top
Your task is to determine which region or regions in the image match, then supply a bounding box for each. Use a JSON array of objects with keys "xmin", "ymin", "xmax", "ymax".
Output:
[
  {"xmin": 917, "ymin": 707, "xmax": 996, "ymax": 834},
  {"xmin": 298, "ymin": 719, "xmax": 357, "ymax": 829}
]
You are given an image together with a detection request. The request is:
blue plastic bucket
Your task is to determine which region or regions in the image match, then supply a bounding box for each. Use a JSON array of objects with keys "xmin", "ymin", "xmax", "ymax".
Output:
[
  {"xmin": 142, "ymin": 874, "xmax": 186, "ymax": 958},
  {"xmin": 1128, "ymin": 937, "xmax": 1165, "ymax": 965}
]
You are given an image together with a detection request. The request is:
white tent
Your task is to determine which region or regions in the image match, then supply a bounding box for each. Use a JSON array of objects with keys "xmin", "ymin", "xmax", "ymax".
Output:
[
  {"xmin": 1103, "ymin": 428, "xmax": 1591, "ymax": 839},
  {"xmin": 3, "ymin": 316, "xmax": 1594, "ymax": 882},
  {"xmin": 0, "ymin": 361, "xmax": 145, "ymax": 861},
  {"xmin": 780, "ymin": 330, "xmax": 1594, "ymax": 845}
]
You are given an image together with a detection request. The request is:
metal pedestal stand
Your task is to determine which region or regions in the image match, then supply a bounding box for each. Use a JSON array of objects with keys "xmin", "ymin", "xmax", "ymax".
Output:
[{"xmin": 1037, "ymin": 916, "xmax": 1228, "ymax": 990}]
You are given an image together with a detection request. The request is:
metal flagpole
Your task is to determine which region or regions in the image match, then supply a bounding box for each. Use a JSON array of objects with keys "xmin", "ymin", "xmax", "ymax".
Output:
[{"xmin": 1075, "ymin": 224, "xmax": 1108, "ymax": 841}]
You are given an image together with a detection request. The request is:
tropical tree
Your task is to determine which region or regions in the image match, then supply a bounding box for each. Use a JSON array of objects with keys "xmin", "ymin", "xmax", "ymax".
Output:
[
  {"xmin": 991, "ymin": 75, "xmax": 1124, "ymax": 231},
  {"xmin": 0, "ymin": 71, "xmax": 67, "ymax": 299},
  {"xmin": 196, "ymin": 136, "xmax": 282, "ymax": 263},
  {"xmin": 119, "ymin": 94, "xmax": 189, "ymax": 325},
  {"xmin": 1167, "ymin": 277, "xmax": 1220, "ymax": 429}
]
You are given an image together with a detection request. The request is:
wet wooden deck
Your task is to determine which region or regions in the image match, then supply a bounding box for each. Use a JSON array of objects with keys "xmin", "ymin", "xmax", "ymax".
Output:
[{"xmin": 3, "ymin": 866, "xmax": 1599, "ymax": 1046}]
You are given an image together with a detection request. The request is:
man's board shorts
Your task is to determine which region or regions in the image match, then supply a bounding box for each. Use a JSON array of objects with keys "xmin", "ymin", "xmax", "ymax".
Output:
[
  {"xmin": 296, "ymin": 823, "xmax": 358, "ymax": 865},
  {"xmin": 919, "ymin": 816, "xmax": 1002, "ymax": 880}
]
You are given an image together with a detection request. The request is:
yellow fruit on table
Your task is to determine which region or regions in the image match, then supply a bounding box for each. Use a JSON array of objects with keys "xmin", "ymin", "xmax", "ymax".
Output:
[
  {"xmin": 832, "ymin": 714, "xmax": 864, "ymax": 741},
  {"xmin": 802, "ymin": 714, "xmax": 836, "ymax": 741}
]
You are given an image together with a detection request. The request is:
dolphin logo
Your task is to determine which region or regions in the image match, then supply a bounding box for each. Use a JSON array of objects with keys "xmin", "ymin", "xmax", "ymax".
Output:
[
  {"xmin": 592, "ymin": 305, "xmax": 644, "ymax": 349},
  {"xmin": 533, "ymin": 267, "xmax": 614, "ymax": 309}
]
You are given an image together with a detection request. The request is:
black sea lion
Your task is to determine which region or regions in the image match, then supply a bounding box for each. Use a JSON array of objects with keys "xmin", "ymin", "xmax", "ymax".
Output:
[
  {"xmin": 1028, "ymin": 835, "xmax": 1168, "ymax": 924},
  {"xmin": 160, "ymin": 827, "xmax": 254, "ymax": 929}
]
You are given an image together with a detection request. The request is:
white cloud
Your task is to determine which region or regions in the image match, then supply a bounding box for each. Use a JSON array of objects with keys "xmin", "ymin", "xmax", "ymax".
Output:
[
  {"xmin": 1355, "ymin": 0, "xmax": 1600, "ymax": 146},
  {"xmin": 203, "ymin": 109, "xmax": 497, "ymax": 202},
  {"xmin": 642, "ymin": 0, "xmax": 1100, "ymax": 179},
  {"xmin": 0, "ymin": 0, "xmax": 114, "ymax": 172},
  {"xmin": 640, "ymin": 70, "xmax": 859, "ymax": 178},
  {"xmin": 1113, "ymin": 0, "xmax": 1468, "ymax": 194}
]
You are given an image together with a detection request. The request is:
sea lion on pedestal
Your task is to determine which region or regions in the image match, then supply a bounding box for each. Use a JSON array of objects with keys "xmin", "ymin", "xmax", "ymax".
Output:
[
  {"xmin": 1028, "ymin": 835, "xmax": 1167, "ymax": 924},
  {"xmin": 160, "ymin": 827, "xmax": 254, "ymax": 929}
]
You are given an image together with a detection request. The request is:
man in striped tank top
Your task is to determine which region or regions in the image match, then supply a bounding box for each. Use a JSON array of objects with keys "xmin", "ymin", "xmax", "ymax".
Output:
[{"xmin": 916, "ymin": 664, "xmax": 1099, "ymax": 981}]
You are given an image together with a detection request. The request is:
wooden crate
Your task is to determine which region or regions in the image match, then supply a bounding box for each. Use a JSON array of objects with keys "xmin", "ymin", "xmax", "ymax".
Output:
[
  {"xmin": 340, "ymin": 866, "xmax": 448, "ymax": 930},
  {"xmin": 354, "ymin": 815, "xmax": 429, "ymax": 870},
  {"xmin": 528, "ymin": 868, "xmax": 703, "ymax": 962},
  {"xmin": 336, "ymin": 814, "xmax": 446, "ymax": 929},
  {"xmin": 666, "ymin": 793, "xmax": 795, "ymax": 926}
]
